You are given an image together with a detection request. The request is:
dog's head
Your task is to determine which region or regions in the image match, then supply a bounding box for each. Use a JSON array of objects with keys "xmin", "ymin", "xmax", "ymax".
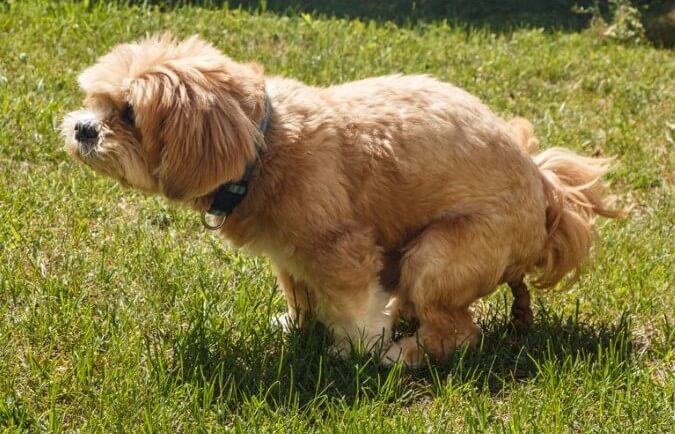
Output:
[{"xmin": 62, "ymin": 34, "xmax": 266, "ymax": 201}]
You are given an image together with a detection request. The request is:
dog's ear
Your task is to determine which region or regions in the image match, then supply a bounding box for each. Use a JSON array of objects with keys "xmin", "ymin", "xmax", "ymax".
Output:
[{"xmin": 126, "ymin": 35, "xmax": 264, "ymax": 201}]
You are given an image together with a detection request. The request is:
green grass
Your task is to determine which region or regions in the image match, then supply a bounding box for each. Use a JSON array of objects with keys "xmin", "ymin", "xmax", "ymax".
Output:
[{"xmin": 1, "ymin": 1, "xmax": 673, "ymax": 432}]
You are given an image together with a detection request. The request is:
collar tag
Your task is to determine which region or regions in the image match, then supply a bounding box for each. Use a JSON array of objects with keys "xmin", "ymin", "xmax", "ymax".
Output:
[{"xmin": 201, "ymin": 211, "xmax": 226, "ymax": 230}]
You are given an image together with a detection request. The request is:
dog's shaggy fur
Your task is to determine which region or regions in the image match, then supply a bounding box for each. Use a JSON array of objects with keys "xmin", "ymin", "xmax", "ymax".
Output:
[{"xmin": 62, "ymin": 34, "xmax": 622, "ymax": 366}]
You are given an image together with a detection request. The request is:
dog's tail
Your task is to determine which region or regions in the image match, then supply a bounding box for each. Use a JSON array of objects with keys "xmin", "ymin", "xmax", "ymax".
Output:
[
  {"xmin": 509, "ymin": 118, "xmax": 625, "ymax": 289},
  {"xmin": 508, "ymin": 117, "xmax": 540, "ymax": 155}
]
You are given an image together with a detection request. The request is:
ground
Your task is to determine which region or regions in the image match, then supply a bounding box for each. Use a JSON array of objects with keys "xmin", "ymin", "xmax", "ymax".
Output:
[{"xmin": 0, "ymin": 1, "xmax": 673, "ymax": 432}]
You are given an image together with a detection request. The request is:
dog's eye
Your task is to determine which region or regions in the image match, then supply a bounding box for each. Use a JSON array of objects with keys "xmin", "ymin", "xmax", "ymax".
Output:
[{"xmin": 121, "ymin": 103, "xmax": 135, "ymax": 126}]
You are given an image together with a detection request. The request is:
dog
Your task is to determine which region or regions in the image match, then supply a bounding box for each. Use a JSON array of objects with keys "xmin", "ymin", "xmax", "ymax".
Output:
[{"xmin": 62, "ymin": 34, "xmax": 622, "ymax": 366}]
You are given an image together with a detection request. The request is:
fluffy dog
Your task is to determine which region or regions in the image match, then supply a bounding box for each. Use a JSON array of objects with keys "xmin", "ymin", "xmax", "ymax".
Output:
[{"xmin": 62, "ymin": 34, "xmax": 622, "ymax": 366}]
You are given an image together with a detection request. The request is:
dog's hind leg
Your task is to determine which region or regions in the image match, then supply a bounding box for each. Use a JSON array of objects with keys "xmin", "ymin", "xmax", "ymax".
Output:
[
  {"xmin": 395, "ymin": 217, "xmax": 505, "ymax": 366},
  {"xmin": 508, "ymin": 277, "xmax": 533, "ymax": 331}
]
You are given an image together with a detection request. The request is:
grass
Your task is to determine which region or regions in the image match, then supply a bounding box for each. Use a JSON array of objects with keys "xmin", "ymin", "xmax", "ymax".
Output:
[{"xmin": 0, "ymin": 0, "xmax": 673, "ymax": 432}]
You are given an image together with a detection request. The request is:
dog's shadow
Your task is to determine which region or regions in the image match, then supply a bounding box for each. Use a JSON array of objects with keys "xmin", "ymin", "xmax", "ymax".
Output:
[{"xmin": 147, "ymin": 297, "xmax": 636, "ymax": 412}]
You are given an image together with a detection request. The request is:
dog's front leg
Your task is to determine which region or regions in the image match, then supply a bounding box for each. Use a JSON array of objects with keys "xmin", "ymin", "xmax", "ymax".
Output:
[
  {"xmin": 298, "ymin": 226, "xmax": 405, "ymax": 364},
  {"xmin": 311, "ymin": 282, "xmax": 398, "ymax": 361},
  {"xmin": 271, "ymin": 264, "xmax": 316, "ymax": 333}
]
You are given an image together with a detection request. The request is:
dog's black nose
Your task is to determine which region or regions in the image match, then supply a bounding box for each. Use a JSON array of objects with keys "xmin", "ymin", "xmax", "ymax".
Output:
[{"xmin": 74, "ymin": 120, "xmax": 99, "ymax": 143}]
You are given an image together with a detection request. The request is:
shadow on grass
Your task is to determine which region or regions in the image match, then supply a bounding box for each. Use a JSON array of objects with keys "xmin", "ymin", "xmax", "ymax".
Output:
[
  {"xmin": 148, "ymin": 297, "xmax": 635, "ymax": 413},
  {"xmin": 117, "ymin": 1, "xmax": 674, "ymax": 46},
  {"xmin": 123, "ymin": 0, "xmax": 603, "ymax": 33}
]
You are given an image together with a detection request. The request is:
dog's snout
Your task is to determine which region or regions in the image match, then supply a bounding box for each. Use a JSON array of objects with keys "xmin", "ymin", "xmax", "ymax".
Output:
[{"xmin": 74, "ymin": 120, "xmax": 99, "ymax": 143}]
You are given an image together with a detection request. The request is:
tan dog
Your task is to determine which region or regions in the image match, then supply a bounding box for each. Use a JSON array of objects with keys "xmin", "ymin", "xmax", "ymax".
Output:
[{"xmin": 62, "ymin": 34, "xmax": 622, "ymax": 366}]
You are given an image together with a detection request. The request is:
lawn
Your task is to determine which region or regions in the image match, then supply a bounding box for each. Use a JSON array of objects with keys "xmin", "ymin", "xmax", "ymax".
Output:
[{"xmin": 0, "ymin": 1, "xmax": 673, "ymax": 432}]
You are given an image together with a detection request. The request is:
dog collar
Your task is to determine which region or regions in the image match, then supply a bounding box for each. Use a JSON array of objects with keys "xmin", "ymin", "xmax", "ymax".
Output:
[{"xmin": 201, "ymin": 90, "xmax": 271, "ymax": 230}]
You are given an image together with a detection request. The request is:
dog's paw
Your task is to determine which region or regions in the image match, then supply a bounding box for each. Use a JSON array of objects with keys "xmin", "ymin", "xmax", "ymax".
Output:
[
  {"xmin": 271, "ymin": 313, "xmax": 296, "ymax": 334},
  {"xmin": 383, "ymin": 338, "xmax": 425, "ymax": 368}
]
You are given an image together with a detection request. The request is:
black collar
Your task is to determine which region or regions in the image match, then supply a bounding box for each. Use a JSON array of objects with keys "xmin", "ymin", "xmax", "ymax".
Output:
[{"xmin": 201, "ymin": 91, "xmax": 271, "ymax": 228}]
